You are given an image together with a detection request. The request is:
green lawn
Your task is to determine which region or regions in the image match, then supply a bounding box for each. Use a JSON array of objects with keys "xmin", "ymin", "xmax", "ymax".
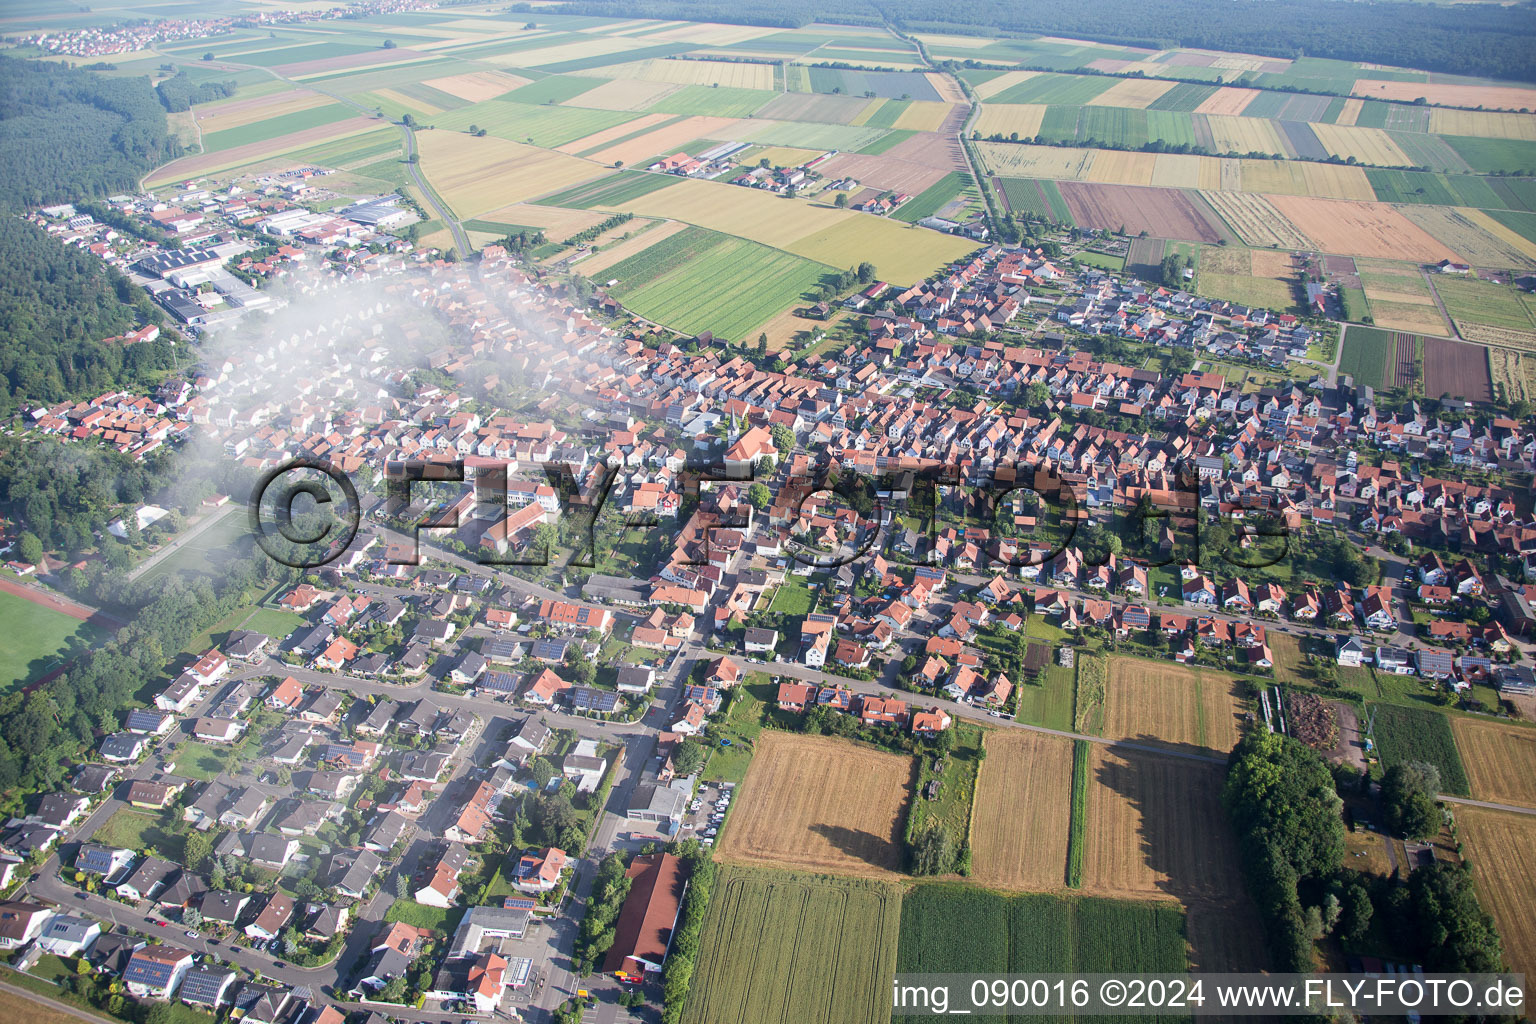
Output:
[
  {"xmin": 135, "ymin": 510, "xmax": 251, "ymax": 587},
  {"xmin": 1070, "ymin": 249, "xmax": 1126, "ymax": 273},
  {"xmin": 1014, "ymin": 662, "xmax": 1076, "ymax": 732},
  {"xmin": 92, "ymin": 807, "xmax": 185, "ymax": 862},
  {"xmin": 0, "ymin": 588, "xmax": 104, "ymax": 694},
  {"xmin": 245, "ymin": 607, "xmax": 306, "ymax": 638},
  {"xmin": 702, "ymin": 674, "xmax": 775, "ymax": 784},
  {"xmin": 170, "ymin": 740, "xmax": 243, "ymax": 782},
  {"xmin": 383, "ymin": 900, "xmax": 466, "ymax": 934},
  {"xmin": 769, "ymin": 582, "xmax": 815, "ymax": 615}
]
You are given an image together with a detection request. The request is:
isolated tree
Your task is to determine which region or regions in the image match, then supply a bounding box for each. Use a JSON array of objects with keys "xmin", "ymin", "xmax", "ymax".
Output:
[
  {"xmin": 747, "ymin": 482, "xmax": 772, "ymax": 510},
  {"xmin": 202, "ymin": 52, "xmax": 214, "ymax": 61},
  {"xmin": 770, "ymin": 423, "xmax": 795, "ymax": 458},
  {"xmin": 382, "ymin": 38, "xmax": 397, "ymax": 49},
  {"xmin": 856, "ymin": 261, "xmax": 875, "ymax": 284},
  {"xmin": 833, "ymin": 192, "xmax": 848, "ymax": 208}
]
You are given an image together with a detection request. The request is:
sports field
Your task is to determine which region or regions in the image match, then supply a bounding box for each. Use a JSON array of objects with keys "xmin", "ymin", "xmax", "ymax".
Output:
[
  {"xmin": 969, "ymin": 731, "xmax": 1074, "ymax": 891},
  {"xmin": 0, "ymin": 588, "xmax": 104, "ymax": 693},
  {"xmin": 683, "ymin": 866, "xmax": 900, "ymax": 1024},
  {"xmin": 714, "ymin": 731, "xmax": 914, "ymax": 877}
]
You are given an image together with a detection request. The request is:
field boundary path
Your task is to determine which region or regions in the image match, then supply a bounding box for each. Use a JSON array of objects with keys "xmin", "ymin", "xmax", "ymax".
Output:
[
  {"xmin": 1441, "ymin": 794, "xmax": 1536, "ymax": 817},
  {"xmin": 1419, "ymin": 268, "xmax": 1461, "ymax": 338},
  {"xmin": 144, "ymin": 48, "xmax": 471, "ymax": 256},
  {"xmin": 0, "ymin": 975, "xmax": 118, "ymax": 1024}
]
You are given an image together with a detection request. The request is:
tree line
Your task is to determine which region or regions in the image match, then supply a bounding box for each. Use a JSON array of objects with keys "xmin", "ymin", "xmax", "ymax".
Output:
[
  {"xmin": 153, "ymin": 70, "xmax": 238, "ymax": 113},
  {"xmin": 1224, "ymin": 730, "xmax": 1504, "ymax": 974}
]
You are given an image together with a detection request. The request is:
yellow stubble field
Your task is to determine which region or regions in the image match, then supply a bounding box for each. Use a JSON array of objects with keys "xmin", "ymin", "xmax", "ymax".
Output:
[
  {"xmin": 1087, "ymin": 77, "xmax": 1177, "ymax": 109},
  {"xmin": 1206, "ymin": 114, "xmax": 1287, "ymax": 156},
  {"xmin": 968, "ymin": 730, "xmax": 1073, "ymax": 891},
  {"xmin": 1194, "ymin": 87, "xmax": 1262, "ymax": 115},
  {"xmin": 1427, "ymin": 109, "xmax": 1536, "ymax": 141},
  {"xmin": 1455, "ymin": 807, "xmax": 1536, "ymax": 980},
  {"xmin": 1450, "ymin": 717, "xmax": 1536, "ymax": 808},
  {"xmin": 1085, "ymin": 150, "xmax": 1157, "ymax": 186},
  {"xmin": 973, "ymin": 70, "xmax": 1039, "ymax": 101},
  {"xmin": 587, "ymin": 115, "xmax": 741, "ymax": 167},
  {"xmin": 893, "ymin": 101, "xmax": 954, "ymax": 132},
  {"xmin": 591, "ymin": 57, "xmax": 775, "ymax": 90},
  {"xmin": 1352, "ymin": 79, "xmax": 1536, "ymax": 112},
  {"xmin": 562, "ymin": 79, "xmax": 680, "ymax": 112},
  {"xmin": 415, "ymin": 132, "xmax": 603, "ymax": 218},
  {"xmin": 714, "ymin": 731, "xmax": 913, "ymax": 878},
  {"xmin": 423, "ymin": 70, "xmax": 530, "ymax": 103},
  {"xmin": 1101, "ymin": 657, "xmax": 1244, "ymax": 755},
  {"xmin": 974, "ymin": 104, "xmax": 1046, "ymax": 140},
  {"xmin": 1266, "ymin": 194, "xmax": 1459, "ymax": 261},
  {"xmin": 194, "ymin": 89, "xmax": 331, "ymax": 133},
  {"xmin": 1309, "ymin": 123, "xmax": 1412, "ymax": 167}
]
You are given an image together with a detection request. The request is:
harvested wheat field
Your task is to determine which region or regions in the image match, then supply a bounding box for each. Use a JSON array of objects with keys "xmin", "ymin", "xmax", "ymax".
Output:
[
  {"xmin": 415, "ymin": 133, "xmax": 602, "ymax": 218},
  {"xmin": 1372, "ymin": 300, "xmax": 1452, "ymax": 334},
  {"xmin": 1335, "ymin": 97, "xmax": 1364, "ymax": 126},
  {"xmin": 1451, "ymin": 717, "xmax": 1536, "ymax": 809},
  {"xmin": 1206, "ymin": 114, "xmax": 1287, "ymax": 156},
  {"xmin": 1186, "ymin": 901, "xmax": 1271, "ymax": 973},
  {"xmin": 424, "ymin": 70, "xmax": 530, "ymax": 103},
  {"xmin": 588, "ymin": 115, "xmax": 741, "ymax": 167},
  {"xmin": 1088, "ymin": 77, "xmax": 1177, "ymax": 109},
  {"xmin": 1401, "ymin": 206, "xmax": 1533, "ymax": 268},
  {"xmin": 194, "ymin": 89, "xmax": 331, "ymax": 133},
  {"xmin": 1085, "ymin": 150, "xmax": 1158, "ymax": 187},
  {"xmin": 926, "ymin": 71, "xmax": 967, "ymax": 103},
  {"xmin": 969, "ymin": 731, "xmax": 1074, "ymax": 891},
  {"xmin": 1149, "ymin": 152, "xmax": 1217, "ymax": 189},
  {"xmin": 714, "ymin": 731, "xmax": 913, "ymax": 877},
  {"xmin": 1194, "ymin": 87, "xmax": 1261, "ymax": 116},
  {"xmin": 1202, "ymin": 190, "xmax": 1313, "ymax": 249},
  {"xmin": 1102, "ymin": 657, "xmax": 1244, "ymax": 755},
  {"xmin": 1238, "ymin": 159, "xmax": 1373, "ymax": 201},
  {"xmin": 1249, "ymin": 248, "xmax": 1296, "ymax": 277},
  {"xmin": 1456, "ymin": 807, "xmax": 1536, "ymax": 979},
  {"xmin": 557, "ymin": 112, "xmax": 670, "ymax": 154},
  {"xmin": 570, "ymin": 220, "xmax": 690, "ymax": 278},
  {"xmin": 893, "ymin": 101, "xmax": 954, "ymax": 132},
  {"xmin": 1352, "ymin": 79, "xmax": 1536, "ymax": 113},
  {"xmin": 566, "ymin": 79, "xmax": 681, "ymax": 112},
  {"xmin": 476, "ymin": 202, "xmax": 608, "ymax": 240},
  {"xmin": 973, "ymin": 70, "xmax": 1039, "ymax": 101},
  {"xmin": 974, "ymin": 142, "xmax": 1094, "ymax": 179},
  {"xmin": 1428, "ymin": 109, "xmax": 1536, "ymax": 141},
  {"xmin": 1082, "ymin": 747, "xmax": 1244, "ymax": 902},
  {"xmin": 1265, "ymin": 194, "xmax": 1457, "ymax": 262},
  {"xmin": 1309, "ymin": 123, "xmax": 1412, "ymax": 168},
  {"xmin": 1461, "ymin": 208, "xmax": 1536, "ymax": 263},
  {"xmin": 973, "ymin": 104, "xmax": 1046, "ymax": 140}
]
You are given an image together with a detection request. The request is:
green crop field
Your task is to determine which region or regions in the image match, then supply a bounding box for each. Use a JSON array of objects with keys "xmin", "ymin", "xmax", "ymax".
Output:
[
  {"xmin": 608, "ymin": 228, "xmax": 830, "ymax": 341},
  {"xmin": 1488, "ymin": 209, "xmax": 1536, "ymax": 244},
  {"xmin": 229, "ymin": 41, "xmax": 375, "ymax": 67},
  {"xmin": 1148, "ymin": 82, "xmax": 1218, "ymax": 112},
  {"xmin": 1392, "ymin": 133, "xmax": 1477, "ymax": 175},
  {"xmin": 1037, "ymin": 104, "xmax": 1082, "ymax": 143},
  {"xmin": 990, "ymin": 73, "xmax": 1116, "ymax": 106},
  {"xmin": 1014, "ymin": 663, "xmax": 1076, "ymax": 732},
  {"xmin": 1066, "ymin": 739, "xmax": 1090, "ymax": 888},
  {"xmin": 433, "ymin": 100, "xmax": 631, "ymax": 148},
  {"xmin": 855, "ymin": 128, "xmax": 916, "ymax": 155},
  {"xmin": 1433, "ymin": 276, "xmax": 1536, "ymax": 333},
  {"xmin": 646, "ymin": 85, "xmax": 773, "ymax": 118},
  {"xmin": 999, "ymin": 178, "xmax": 1073, "ymax": 223},
  {"xmin": 893, "ymin": 171, "xmax": 967, "ymax": 223},
  {"xmin": 0, "ymin": 589, "xmax": 103, "ymax": 693},
  {"xmin": 285, "ymin": 127, "xmax": 401, "ymax": 168},
  {"xmin": 1365, "ymin": 169, "xmax": 1507, "ymax": 210},
  {"xmin": 1338, "ymin": 324, "xmax": 1393, "ymax": 389},
  {"xmin": 1443, "ymin": 136, "xmax": 1536, "ymax": 176},
  {"xmin": 863, "ymin": 99, "xmax": 910, "ymax": 129},
  {"xmin": 541, "ymin": 170, "xmax": 682, "ymax": 208},
  {"xmin": 683, "ymin": 866, "xmax": 900, "ymax": 1024},
  {"xmin": 1146, "ymin": 110, "xmax": 1198, "ymax": 148},
  {"xmin": 200, "ymin": 103, "xmax": 358, "ymax": 152},
  {"xmin": 504, "ymin": 74, "xmax": 603, "ymax": 105},
  {"xmin": 1077, "ymin": 105, "xmax": 1149, "ymax": 148},
  {"xmin": 1369, "ymin": 704, "xmax": 1470, "ymax": 796},
  {"xmin": 897, "ymin": 885, "xmax": 1187, "ymax": 1022}
]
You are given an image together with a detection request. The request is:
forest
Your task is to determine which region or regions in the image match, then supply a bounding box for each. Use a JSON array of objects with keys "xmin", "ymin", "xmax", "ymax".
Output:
[
  {"xmin": 546, "ymin": 0, "xmax": 1536, "ymax": 82},
  {"xmin": 155, "ymin": 70, "xmax": 238, "ymax": 114},
  {"xmin": 0, "ymin": 56, "xmax": 180, "ymax": 413},
  {"xmin": 0, "ymin": 55, "xmax": 180, "ymax": 209}
]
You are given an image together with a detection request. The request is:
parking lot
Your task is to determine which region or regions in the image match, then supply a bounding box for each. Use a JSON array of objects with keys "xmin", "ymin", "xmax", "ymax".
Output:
[{"xmin": 679, "ymin": 780, "xmax": 734, "ymax": 848}]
